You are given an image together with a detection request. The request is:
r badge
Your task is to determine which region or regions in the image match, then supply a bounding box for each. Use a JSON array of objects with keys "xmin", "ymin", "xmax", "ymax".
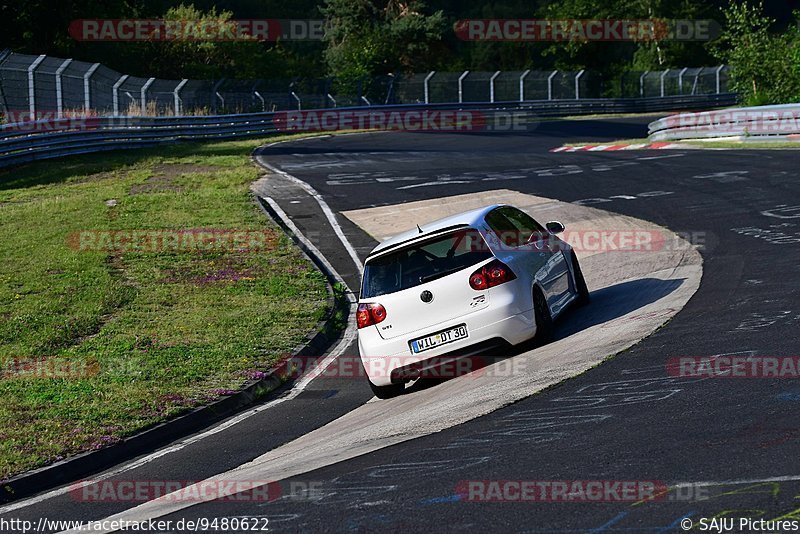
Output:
[{"xmin": 470, "ymin": 295, "xmax": 486, "ymax": 307}]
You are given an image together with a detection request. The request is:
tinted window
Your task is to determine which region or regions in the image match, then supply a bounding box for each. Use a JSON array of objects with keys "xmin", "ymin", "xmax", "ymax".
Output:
[
  {"xmin": 485, "ymin": 209, "xmax": 521, "ymax": 246},
  {"xmin": 500, "ymin": 206, "xmax": 547, "ymax": 245},
  {"xmin": 361, "ymin": 228, "xmax": 492, "ymax": 298}
]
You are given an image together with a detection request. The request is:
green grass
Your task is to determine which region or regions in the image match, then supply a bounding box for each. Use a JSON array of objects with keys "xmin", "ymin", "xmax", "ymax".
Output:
[
  {"xmin": 558, "ymin": 112, "xmax": 668, "ymax": 121},
  {"xmin": 563, "ymin": 138, "xmax": 800, "ymax": 149},
  {"xmin": 0, "ymin": 134, "xmax": 331, "ymax": 481},
  {"xmin": 563, "ymin": 138, "xmax": 651, "ymax": 146},
  {"xmin": 680, "ymin": 140, "xmax": 800, "ymax": 149}
]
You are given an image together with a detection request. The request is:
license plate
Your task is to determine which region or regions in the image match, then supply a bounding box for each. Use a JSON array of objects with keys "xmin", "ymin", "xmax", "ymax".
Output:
[{"xmin": 410, "ymin": 324, "xmax": 469, "ymax": 354}]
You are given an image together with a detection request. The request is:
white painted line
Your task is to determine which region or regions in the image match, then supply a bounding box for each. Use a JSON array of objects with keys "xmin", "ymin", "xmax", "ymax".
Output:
[
  {"xmin": 66, "ymin": 190, "xmax": 702, "ymax": 533},
  {"xmin": 631, "ymin": 473, "xmax": 800, "ymax": 507},
  {"xmin": 41, "ymin": 308, "xmax": 354, "ymax": 529},
  {"xmin": 674, "ymin": 474, "xmax": 800, "ymax": 488},
  {"xmin": 1, "ymin": 159, "xmax": 363, "ymax": 518},
  {"xmin": 397, "ymin": 180, "xmax": 472, "ymax": 190},
  {"xmin": 636, "ymin": 153, "xmax": 686, "ymax": 161},
  {"xmin": 0, "ymin": 303, "xmax": 356, "ymax": 518},
  {"xmin": 260, "ymin": 196, "xmax": 354, "ymax": 296},
  {"xmin": 256, "ymin": 154, "xmax": 364, "ymax": 277}
]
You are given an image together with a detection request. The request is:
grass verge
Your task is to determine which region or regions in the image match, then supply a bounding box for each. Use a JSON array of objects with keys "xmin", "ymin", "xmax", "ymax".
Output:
[
  {"xmin": 563, "ymin": 138, "xmax": 800, "ymax": 149},
  {"xmin": 679, "ymin": 140, "xmax": 800, "ymax": 149},
  {"xmin": 0, "ymin": 134, "xmax": 331, "ymax": 481},
  {"xmin": 563, "ymin": 138, "xmax": 652, "ymax": 146}
]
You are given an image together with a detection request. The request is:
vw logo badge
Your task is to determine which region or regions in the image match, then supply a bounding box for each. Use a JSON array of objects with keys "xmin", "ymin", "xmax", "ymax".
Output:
[{"xmin": 420, "ymin": 290, "xmax": 434, "ymax": 303}]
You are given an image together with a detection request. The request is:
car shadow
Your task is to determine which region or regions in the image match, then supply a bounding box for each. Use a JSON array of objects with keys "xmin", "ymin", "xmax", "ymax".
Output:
[
  {"xmin": 405, "ymin": 276, "xmax": 685, "ymax": 395},
  {"xmin": 554, "ymin": 276, "xmax": 685, "ymax": 338}
]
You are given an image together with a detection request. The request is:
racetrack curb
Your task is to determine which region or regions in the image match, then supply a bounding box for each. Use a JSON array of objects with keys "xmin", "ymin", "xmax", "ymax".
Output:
[
  {"xmin": 550, "ymin": 142, "xmax": 686, "ymax": 152},
  {"xmin": 81, "ymin": 186, "xmax": 705, "ymax": 530},
  {"xmin": 0, "ymin": 187, "xmax": 351, "ymax": 506}
]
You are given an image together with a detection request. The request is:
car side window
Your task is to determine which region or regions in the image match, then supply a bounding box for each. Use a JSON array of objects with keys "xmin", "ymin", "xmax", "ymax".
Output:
[
  {"xmin": 485, "ymin": 209, "xmax": 521, "ymax": 247},
  {"xmin": 500, "ymin": 207, "xmax": 546, "ymax": 245}
]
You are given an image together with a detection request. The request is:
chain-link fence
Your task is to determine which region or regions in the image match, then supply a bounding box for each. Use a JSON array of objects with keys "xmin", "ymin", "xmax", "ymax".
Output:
[
  {"xmin": 619, "ymin": 66, "xmax": 730, "ymax": 98},
  {"xmin": 0, "ymin": 51, "xmax": 731, "ymax": 121}
]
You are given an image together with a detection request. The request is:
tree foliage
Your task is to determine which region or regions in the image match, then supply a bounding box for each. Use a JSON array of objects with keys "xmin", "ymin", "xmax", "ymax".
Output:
[
  {"xmin": 710, "ymin": 2, "xmax": 800, "ymax": 105},
  {"xmin": 2, "ymin": 0, "xmax": 800, "ymax": 104},
  {"xmin": 0, "ymin": 0, "xmax": 324, "ymax": 80},
  {"xmin": 320, "ymin": 0, "xmax": 446, "ymax": 84},
  {"xmin": 538, "ymin": 0, "xmax": 716, "ymax": 89},
  {"xmin": 136, "ymin": 4, "xmax": 255, "ymax": 78}
]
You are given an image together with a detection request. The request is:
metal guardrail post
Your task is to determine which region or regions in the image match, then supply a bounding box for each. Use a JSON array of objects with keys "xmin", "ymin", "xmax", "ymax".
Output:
[
  {"xmin": 211, "ymin": 79, "xmax": 225, "ymax": 113},
  {"xmin": 490, "ymin": 71, "xmax": 501, "ymax": 103},
  {"xmin": 575, "ymin": 70, "xmax": 585, "ymax": 99},
  {"xmin": 250, "ymin": 80, "xmax": 261, "ymax": 111},
  {"xmin": 0, "ymin": 94, "xmax": 742, "ymax": 169},
  {"xmin": 547, "ymin": 70, "xmax": 557, "ymax": 100},
  {"xmin": 83, "ymin": 63, "xmax": 100, "ymax": 113},
  {"xmin": 715, "ymin": 65, "xmax": 725, "ymax": 94},
  {"xmin": 55, "ymin": 59, "xmax": 72, "ymax": 118},
  {"xmin": 385, "ymin": 73, "xmax": 395, "ymax": 105},
  {"xmin": 0, "ymin": 49, "xmax": 11, "ymax": 114},
  {"xmin": 173, "ymin": 79, "xmax": 188, "ymax": 115},
  {"xmin": 691, "ymin": 67, "xmax": 703, "ymax": 95},
  {"xmin": 519, "ymin": 69, "xmax": 530, "ymax": 102},
  {"xmin": 678, "ymin": 67, "xmax": 688, "ymax": 95},
  {"xmin": 27, "ymin": 55, "xmax": 46, "ymax": 117},
  {"xmin": 140, "ymin": 77, "xmax": 155, "ymax": 113},
  {"xmin": 458, "ymin": 71, "xmax": 469, "ymax": 104},
  {"xmin": 639, "ymin": 71, "xmax": 649, "ymax": 97},
  {"xmin": 254, "ymin": 91, "xmax": 265, "ymax": 111},
  {"xmin": 320, "ymin": 78, "xmax": 331, "ymax": 108},
  {"xmin": 660, "ymin": 69, "xmax": 669, "ymax": 97},
  {"xmin": 423, "ymin": 71, "xmax": 435, "ymax": 104},
  {"xmin": 112, "ymin": 75, "xmax": 129, "ymax": 116}
]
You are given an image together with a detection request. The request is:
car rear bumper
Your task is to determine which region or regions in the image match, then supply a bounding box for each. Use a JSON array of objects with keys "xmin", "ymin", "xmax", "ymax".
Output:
[
  {"xmin": 358, "ymin": 302, "xmax": 535, "ymax": 387},
  {"xmin": 388, "ymin": 337, "xmax": 512, "ymax": 383}
]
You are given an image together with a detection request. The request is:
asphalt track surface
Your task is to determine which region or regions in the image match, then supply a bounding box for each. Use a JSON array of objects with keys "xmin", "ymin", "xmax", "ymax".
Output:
[{"xmin": 5, "ymin": 116, "xmax": 800, "ymax": 532}]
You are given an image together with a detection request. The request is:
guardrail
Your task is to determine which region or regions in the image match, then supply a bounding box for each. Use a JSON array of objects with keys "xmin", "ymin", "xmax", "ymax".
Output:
[
  {"xmin": 648, "ymin": 102, "xmax": 800, "ymax": 142},
  {"xmin": 0, "ymin": 93, "xmax": 737, "ymax": 170}
]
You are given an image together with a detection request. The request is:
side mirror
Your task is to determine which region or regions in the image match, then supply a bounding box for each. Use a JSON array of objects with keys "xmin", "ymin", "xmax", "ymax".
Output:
[{"xmin": 545, "ymin": 221, "xmax": 565, "ymax": 234}]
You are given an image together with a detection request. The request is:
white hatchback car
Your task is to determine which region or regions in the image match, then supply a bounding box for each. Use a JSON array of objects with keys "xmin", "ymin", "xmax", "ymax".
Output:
[{"xmin": 357, "ymin": 204, "xmax": 590, "ymax": 398}]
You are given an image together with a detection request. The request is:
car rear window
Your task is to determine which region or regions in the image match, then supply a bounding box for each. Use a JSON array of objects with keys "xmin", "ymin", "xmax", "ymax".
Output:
[{"xmin": 361, "ymin": 228, "xmax": 493, "ymax": 298}]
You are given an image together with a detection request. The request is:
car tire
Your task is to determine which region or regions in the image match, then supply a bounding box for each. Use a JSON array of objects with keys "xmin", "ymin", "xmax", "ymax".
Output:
[
  {"xmin": 571, "ymin": 252, "xmax": 590, "ymax": 307},
  {"xmin": 368, "ymin": 379, "xmax": 405, "ymax": 399},
  {"xmin": 532, "ymin": 288, "xmax": 554, "ymax": 346}
]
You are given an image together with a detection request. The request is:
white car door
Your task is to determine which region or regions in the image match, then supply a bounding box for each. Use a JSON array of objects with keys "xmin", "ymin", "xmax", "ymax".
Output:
[{"xmin": 490, "ymin": 207, "xmax": 572, "ymax": 314}]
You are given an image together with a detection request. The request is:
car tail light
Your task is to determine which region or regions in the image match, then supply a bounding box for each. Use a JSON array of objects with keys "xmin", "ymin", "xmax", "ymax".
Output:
[
  {"xmin": 469, "ymin": 259, "xmax": 516, "ymax": 290},
  {"xmin": 357, "ymin": 303, "xmax": 387, "ymax": 329}
]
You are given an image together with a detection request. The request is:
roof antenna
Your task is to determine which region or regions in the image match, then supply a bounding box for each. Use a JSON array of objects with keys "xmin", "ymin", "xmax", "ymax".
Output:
[{"xmin": 416, "ymin": 224, "xmax": 423, "ymax": 234}]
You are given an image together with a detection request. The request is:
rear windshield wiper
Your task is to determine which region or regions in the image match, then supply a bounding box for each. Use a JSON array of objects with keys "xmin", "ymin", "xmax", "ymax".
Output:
[{"xmin": 419, "ymin": 266, "xmax": 467, "ymax": 283}]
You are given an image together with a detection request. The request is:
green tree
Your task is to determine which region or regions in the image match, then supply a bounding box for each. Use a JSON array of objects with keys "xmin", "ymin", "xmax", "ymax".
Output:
[
  {"xmin": 710, "ymin": 2, "xmax": 800, "ymax": 105},
  {"xmin": 321, "ymin": 0, "xmax": 446, "ymax": 86},
  {"xmin": 0, "ymin": 0, "xmax": 325, "ymax": 80},
  {"xmin": 134, "ymin": 4, "xmax": 264, "ymax": 79},
  {"xmin": 537, "ymin": 0, "xmax": 715, "ymax": 95}
]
